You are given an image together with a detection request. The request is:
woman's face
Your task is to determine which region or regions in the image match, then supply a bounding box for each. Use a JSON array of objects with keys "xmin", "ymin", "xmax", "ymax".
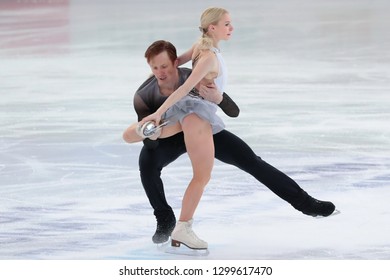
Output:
[{"xmin": 211, "ymin": 13, "xmax": 233, "ymax": 41}]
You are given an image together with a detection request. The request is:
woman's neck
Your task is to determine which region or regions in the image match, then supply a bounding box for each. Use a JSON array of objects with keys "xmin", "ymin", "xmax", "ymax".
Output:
[{"xmin": 212, "ymin": 38, "xmax": 220, "ymax": 49}]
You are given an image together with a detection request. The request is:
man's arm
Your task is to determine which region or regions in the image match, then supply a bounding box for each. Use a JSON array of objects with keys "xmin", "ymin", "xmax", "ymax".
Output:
[
  {"xmin": 177, "ymin": 44, "xmax": 195, "ymax": 66},
  {"xmin": 218, "ymin": 92, "xmax": 240, "ymax": 117},
  {"xmin": 198, "ymin": 84, "xmax": 240, "ymax": 117}
]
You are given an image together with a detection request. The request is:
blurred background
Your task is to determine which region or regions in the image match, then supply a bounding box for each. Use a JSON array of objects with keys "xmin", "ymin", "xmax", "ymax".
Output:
[{"xmin": 0, "ymin": 0, "xmax": 389, "ymax": 259}]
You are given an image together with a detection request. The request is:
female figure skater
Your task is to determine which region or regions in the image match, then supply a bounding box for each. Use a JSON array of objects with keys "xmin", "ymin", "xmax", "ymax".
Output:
[{"xmin": 140, "ymin": 7, "xmax": 233, "ymax": 250}]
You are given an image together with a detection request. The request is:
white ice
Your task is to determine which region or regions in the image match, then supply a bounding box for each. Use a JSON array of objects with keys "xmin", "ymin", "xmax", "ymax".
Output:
[{"xmin": 0, "ymin": 0, "xmax": 389, "ymax": 260}]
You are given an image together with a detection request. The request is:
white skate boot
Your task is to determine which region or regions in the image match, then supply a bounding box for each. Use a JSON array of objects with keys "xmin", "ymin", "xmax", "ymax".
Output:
[{"xmin": 171, "ymin": 219, "xmax": 208, "ymax": 250}]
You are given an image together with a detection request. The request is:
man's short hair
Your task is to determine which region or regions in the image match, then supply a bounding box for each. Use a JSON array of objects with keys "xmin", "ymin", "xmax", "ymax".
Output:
[{"xmin": 144, "ymin": 40, "xmax": 178, "ymax": 63}]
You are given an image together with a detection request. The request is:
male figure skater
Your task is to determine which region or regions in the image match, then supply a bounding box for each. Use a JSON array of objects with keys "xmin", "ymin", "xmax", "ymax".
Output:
[{"xmin": 123, "ymin": 40, "xmax": 335, "ymax": 244}]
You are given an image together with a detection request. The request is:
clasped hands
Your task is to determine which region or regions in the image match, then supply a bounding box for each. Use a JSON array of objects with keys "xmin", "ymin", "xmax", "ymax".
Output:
[{"xmin": 136, "ymin": 84, "xmax": 221, "ymax": 140}]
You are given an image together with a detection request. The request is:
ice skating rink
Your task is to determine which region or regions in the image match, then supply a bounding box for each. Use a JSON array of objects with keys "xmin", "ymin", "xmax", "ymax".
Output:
[{"xmin": 1, "ymin": 0, "xmax": 389, "ymax": 260}]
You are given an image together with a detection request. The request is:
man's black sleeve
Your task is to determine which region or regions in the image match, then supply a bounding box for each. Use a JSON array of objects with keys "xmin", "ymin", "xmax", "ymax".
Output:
[{"xmin": 218, "ymin": 92, "xmax": 240, "ymax": 117}]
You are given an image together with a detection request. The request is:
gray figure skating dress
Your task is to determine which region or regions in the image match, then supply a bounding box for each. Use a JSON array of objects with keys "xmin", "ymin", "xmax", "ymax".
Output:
[{"xmin": 163, "ymin": 48, "xmax": 227, "ymax": 134}]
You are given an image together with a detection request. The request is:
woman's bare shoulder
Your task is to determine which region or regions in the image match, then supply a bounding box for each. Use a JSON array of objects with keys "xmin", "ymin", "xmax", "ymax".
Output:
[{"xmin": 192, "ymin": 47, "xmax": 216, "ymax": 65}]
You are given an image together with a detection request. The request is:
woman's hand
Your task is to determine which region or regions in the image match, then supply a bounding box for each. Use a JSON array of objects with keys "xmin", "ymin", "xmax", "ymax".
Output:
[
  {"xmin": 140, "ymin": 111, "xmax": 162, "ymax": 127},
  {"xmin": 136, "ymin": 112, "xmax": 163, "ymax": 140},
  {"xmin": 136, "ymin": 121, "xmax": 162, "ymax": 140}
]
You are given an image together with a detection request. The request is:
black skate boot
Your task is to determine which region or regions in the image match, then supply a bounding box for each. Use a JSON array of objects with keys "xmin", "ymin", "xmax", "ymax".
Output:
[
  {"xmin": 295, "ymin": 197, "xmax": 336, "ymax": 217},
  {"xmin": 152, "ymin": 210, "xmax": 176, "ymax": 244}
]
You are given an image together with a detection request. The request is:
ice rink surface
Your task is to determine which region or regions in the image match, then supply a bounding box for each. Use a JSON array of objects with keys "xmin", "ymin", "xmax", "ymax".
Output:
[{"xmin": 0, "ymin": 0, "xmax": 389, "ymax": 260}]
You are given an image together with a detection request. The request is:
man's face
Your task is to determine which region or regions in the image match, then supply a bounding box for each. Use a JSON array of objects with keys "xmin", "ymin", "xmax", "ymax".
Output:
[{"xmin": 148, "ymin": 51, "xmax": 178, "ymax": 89}]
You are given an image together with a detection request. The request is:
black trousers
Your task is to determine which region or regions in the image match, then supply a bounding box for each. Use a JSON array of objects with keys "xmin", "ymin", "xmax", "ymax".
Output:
[{"xmin": 138, "ymin": 130, "xmax": 310, "ymax": 215}]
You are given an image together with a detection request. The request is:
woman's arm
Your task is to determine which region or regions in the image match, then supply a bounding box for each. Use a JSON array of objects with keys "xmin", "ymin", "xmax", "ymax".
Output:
[{"xmin": 141, "ymin": 51, "xmax": 217, "ymax": 125}]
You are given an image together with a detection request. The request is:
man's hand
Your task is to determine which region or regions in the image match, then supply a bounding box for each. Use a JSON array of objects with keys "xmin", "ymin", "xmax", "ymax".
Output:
[
  {"xmin": 198, "ymin": 84, "xmax": 240, "ymax": 117},
  {"xmin": 198, "ymin": 84, "xmax": 223, "ymax": 104}
]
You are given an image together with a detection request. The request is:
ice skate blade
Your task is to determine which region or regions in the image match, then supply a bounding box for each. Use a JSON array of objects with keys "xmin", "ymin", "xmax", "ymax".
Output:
[
  {"xmin": 171, "ymin": 239, "xmax": 208, "ymax": 250},
  {"xmin": 315, "ymin": 209, "xmax": 341, "ymax": 219},
  {"xmin": 165, "ymin": 245, "xmax": 209, "ymax": 257},
  {"xmin": 156, "ymin": 239, "xmax": 171, "ymax": 252}
]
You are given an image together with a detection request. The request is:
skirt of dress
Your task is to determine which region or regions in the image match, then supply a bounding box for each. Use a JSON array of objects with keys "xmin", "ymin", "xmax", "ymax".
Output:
[{"xmin": 163, "ymin": 95, "xmax": 225, "ymax": 135}]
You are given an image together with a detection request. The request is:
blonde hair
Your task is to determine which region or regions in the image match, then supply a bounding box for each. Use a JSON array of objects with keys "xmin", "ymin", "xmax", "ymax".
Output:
[{"xmin": 198, "ymin": 7, "xmax": 228, "ymax": 50}]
